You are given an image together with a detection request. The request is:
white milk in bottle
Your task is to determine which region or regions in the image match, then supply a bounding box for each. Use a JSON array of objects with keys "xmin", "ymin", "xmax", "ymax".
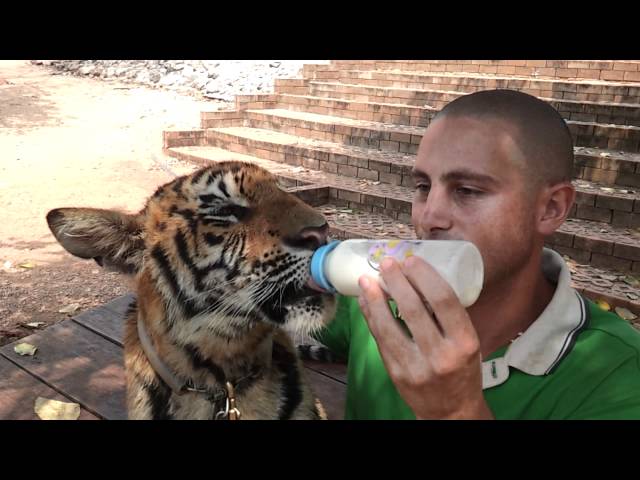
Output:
[{"xmin": 309, "ymin": 239, "xmax": 484, "ymax": 307}]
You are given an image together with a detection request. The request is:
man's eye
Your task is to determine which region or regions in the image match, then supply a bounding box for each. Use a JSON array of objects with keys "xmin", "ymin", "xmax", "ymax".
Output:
[
  {"xmin": 455, "ymin": 187, "xmax": 482, "ymax": 196},
  {"xmin": 416, "ymin": 184, "xmax": 430, "ymax": 193}
]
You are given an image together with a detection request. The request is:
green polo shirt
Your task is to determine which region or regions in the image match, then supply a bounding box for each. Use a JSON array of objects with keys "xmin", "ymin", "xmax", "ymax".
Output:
[{"xmin": 313, "ymin": 248, "xmax": 640, "ymax": 420}]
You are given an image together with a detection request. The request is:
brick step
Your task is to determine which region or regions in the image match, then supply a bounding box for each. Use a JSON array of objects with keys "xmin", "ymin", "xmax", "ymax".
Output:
[
  {"xmin": 164, "ymin": 125, "xmax": 640, "ymax": 215},
  {"xmin": 235, "ymin": 93, "xmax": 640, "ymax": 152},
  {"xmin": 574, "ymin": 147, "xmax": 640, "ymax": 188},
  {"xmin": 241, "ymin": 108, "xmax": 422, "ymax": 154},
  {"xmin": 203, "ymin": 126, "xmax": 416, "ymax": 188},
  {"xmin": 323, "ymin": 60, "xmax": 640, "ymax": 83},
  {"xmin": 569, "ymin": 120, "xmax": 640, "ymax": 152},
  {"xmin": 165, "ymin": 145, "xmax": 414, "ymax": 222},
  {"xmin": 292, "ymin": 82, "xmax": 640, "ymax": 127},
  {"xmin": 202, "ymin": 126, "xmax": 640, "ymax": 217},
  {"xmin": 546, "ymin": 217, "xmax": 640, "ymax": 273},
  {"xmin": 315, "ymin": 204, "xmax": 416, "ymax": 240},
  {"xmin": 165, "ymin": 145, "xmax": 640, "ymax": 272},
  {"xmin": 210, "ymin": 107, "xmax": 424, "ymax": 137},
  {"xmin": 561, "ymin": 260, "xmax": 640, "ymax": 316},
  {"xmin": 277, "ymin": 81, "xmax": 463, "ymax": 108},
  {"xmin": 251, "ymin": 92, "xmax": 435, "ymax": 127},
  {"xmin": 500, "ymin": 180, "xmax": 633, "ymax": 228},
  {"xmin": 302, "ymin": 70, "xmax": 640, "ymax": 104},
  {"xmin": 223, "ymin": 108, "xmax": 640, "ymax": 188},
  {"xmin": 572, "ymin": 178, "xmax": 640, "ymax": 228}
]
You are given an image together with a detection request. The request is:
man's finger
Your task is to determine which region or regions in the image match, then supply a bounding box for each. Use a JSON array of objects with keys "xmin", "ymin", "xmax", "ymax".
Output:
[
  {"xmin": 401, "ymin": 256, "xmax": 477, "ymax": 341},
  {"xmin": 378, "ymin": 257, "xmax": 445, "ymax": 352},
  {"xmin": 358, "ymin": 275, "xmax": 413, "ymax": 365}
]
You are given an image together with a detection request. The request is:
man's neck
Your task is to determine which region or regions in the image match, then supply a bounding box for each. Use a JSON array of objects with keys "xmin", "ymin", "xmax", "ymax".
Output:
[{"xmin": 468, "ymin": 249, "xmax": 557, "ymax": 359}]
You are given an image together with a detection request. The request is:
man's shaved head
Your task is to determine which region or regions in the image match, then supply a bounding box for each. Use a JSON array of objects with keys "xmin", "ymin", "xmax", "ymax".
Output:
[{"xmin": 433, "ymin": 89, "xmax": 574, "ymax": 190}]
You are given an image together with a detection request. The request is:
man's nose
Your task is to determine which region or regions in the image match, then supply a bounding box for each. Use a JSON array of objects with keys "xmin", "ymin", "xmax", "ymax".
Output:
[{"xmin": 416, "ymin": 186, "xmax": 453, "ymax": 235}]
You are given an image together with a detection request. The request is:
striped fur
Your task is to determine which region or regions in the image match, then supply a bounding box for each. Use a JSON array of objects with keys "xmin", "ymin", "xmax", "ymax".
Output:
[{"xmin": 47, "ymin": 161, "xmax": 336, "ymax": 419}]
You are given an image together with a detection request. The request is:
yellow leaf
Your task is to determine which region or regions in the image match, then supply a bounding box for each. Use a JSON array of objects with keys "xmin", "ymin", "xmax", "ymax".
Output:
[
  {"xmin": 18, "ymin": 262, "xmax": 35, "ymax": 269},
  {"xmin": 34, "ymin": 397, "xmax": 80, "ymax": 420},
  {"xmin": 58, "ymin": 303, "xmax": 80, "ymax": 314},
  {"xmin": 623, "ymin": 276, "xmax": 640, "ymax": 288},
  {"xmin": 595, "ymin": 300, "xmax": 611, "ymax": 311},
  {"xmin": 615, "ymin": 307, "xmax": 638, "ymax": 321},
  {"xmin": 25, "ymin": 322, "xmax": 46, "ymax": 329},
  {"xmin": 14, "ymin": 343, "xmax": 37, "ymax": 356}
]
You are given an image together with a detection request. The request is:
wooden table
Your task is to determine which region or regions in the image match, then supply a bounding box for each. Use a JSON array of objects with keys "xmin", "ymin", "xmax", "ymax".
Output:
[{"xmin": 0, "ymin": 294, "xmax": 347, "ymax": 420}]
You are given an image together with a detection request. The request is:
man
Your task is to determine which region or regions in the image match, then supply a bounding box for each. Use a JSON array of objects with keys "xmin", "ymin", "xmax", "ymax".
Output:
[{"xmin": 314, "ymin": 89, "xmax": 640, "ymax": 420}]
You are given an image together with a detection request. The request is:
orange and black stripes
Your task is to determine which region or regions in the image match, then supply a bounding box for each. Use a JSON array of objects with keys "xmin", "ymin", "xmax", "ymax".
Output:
[{"xmin": 48, "ymin": 161, "xmax": 336, "ymax": 419}]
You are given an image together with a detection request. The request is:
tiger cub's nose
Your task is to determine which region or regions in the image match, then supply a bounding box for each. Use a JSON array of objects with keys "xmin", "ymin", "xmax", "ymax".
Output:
[{"xmin": 284, "ymin": 223, "xmax": 329, "ymax": 251}]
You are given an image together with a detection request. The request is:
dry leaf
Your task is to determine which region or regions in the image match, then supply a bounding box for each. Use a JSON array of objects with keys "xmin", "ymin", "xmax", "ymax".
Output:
[
  {"xmin": 599, "ymin": 274, "xmax": 618, "ymax": 281},
  {"xmin": 58, "ymin": 303, "xmax": 80, "ymax": 314},
  {"xmin": 627, "ymin": 293, "xmax": 639, "ymax": 300},
  {"xmin": 25, "ymin": 322, "xmax": 46, "ymax": 329},
  {"xmin": 18, "ymin": 262, "xmax": 35, "ymax": 269},
  {"xmin": 338, "ymin": 209, "xmax": 353, "ymax": 214},
  {"xmin": 599, "ymin": 152, "xmax": 611, "ymax": 157},
  {"xmin": 14, "ymin": 343, "xmax": 37, "ymax": 356},
  {"xmin": 622, "ymin": 276, "xmax": 640, "ymax": 288},
  {"xmin": 615, "ymin": 307, "xmax": 638, "ymax": 321},
  {"xmin": 34, "ymin": 397, "xmax": 80, "ymax": 420},
  {"xmin": 595, "ymin": 300, "xmax": 611, "ymax": 311}
]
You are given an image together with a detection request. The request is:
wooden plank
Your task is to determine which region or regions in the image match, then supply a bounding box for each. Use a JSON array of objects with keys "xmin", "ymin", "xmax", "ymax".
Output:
[
  {"xmin": 78, "ymin": 295, "xmax": 349, "ymax": 384},
  {"xmin": 70, "ymin": 293, "xmax": 348, "ymax": 421},
  {"xmin": 0, "ymin": 320, "xmax": 127, "ymax": 420},
  {"xmin": 102, "ymin": 293, "xmax": 136, "ymax": 317},
  {"xmin": 304, "ymin": 368, "xmax": 346, "ymax": 420},
  {"xmin": 303, "ymin": 358, "xmax": 348, "ymax": 384},
  {"xmin": 71, "ymin": 293, "xmax": 134, "ymax": 346},
  {"xmin": 0, "ymin": 356, "xmax": 98, "ymax": 420},
  {"xmin": 72, "ymin": 303, "xmax": 126, "ymax": 347}
]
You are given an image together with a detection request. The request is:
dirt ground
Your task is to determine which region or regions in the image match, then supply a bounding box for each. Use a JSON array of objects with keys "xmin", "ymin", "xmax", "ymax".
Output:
[{"xmin": 0, "ymin": 60, "xmax": 223, "ymax": 346}]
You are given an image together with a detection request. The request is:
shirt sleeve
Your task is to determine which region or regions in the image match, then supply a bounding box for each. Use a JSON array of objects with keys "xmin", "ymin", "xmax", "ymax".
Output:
[{"xmin": 311, "ymin": 295, "xmax": 357, "ymax": 360}]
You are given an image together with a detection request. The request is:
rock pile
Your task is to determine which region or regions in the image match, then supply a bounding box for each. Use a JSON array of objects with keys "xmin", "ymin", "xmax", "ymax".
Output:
[{"xmin": 32, "ymin": 60, "xmax": 327, "ymax": 102}]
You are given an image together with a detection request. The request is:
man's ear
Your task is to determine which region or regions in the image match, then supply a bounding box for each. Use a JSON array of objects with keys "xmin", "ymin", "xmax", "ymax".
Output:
[
  {"xmin": 46, "ymin": 207, "xmax": 145, "ymax": 274},
  {"xmin": 537, "ymin": 182, "xmax": 576, "ymax": 237}
]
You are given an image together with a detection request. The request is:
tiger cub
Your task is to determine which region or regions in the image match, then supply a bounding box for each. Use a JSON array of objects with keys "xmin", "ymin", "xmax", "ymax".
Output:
[{"xmin": 47, "ymin": 161, "xmax": 337, "ymax": 419}]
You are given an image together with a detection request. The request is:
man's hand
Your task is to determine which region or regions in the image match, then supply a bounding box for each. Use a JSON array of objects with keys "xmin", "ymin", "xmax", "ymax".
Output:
[{"xmin": 358, "ymin": 256, "xmax": 493, "ymax": 420}]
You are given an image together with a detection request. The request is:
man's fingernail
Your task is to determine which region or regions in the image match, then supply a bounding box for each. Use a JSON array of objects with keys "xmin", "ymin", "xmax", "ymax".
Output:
[
  {"xmin": 359, "ymin": 276, "xmax": 370, "ymax": 290},
  {"xmin": 381, "ymin": 257, "xmax": 394, "ymax": 271},
  {"xmin": 404, "ymin": 256, "xmax": 417, "ymax": 269}
]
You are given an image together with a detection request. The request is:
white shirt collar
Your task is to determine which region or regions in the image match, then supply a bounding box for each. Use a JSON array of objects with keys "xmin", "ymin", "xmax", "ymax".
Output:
[{"xmin": 482, "ymin": 248, "xmax": 589, "ymax": 389}]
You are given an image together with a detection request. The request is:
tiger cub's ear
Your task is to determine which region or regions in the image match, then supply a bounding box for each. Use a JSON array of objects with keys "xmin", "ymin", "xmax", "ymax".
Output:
[{"xmin": 46, "ymin": 207, "xmax": 145, "ymax": 274}]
